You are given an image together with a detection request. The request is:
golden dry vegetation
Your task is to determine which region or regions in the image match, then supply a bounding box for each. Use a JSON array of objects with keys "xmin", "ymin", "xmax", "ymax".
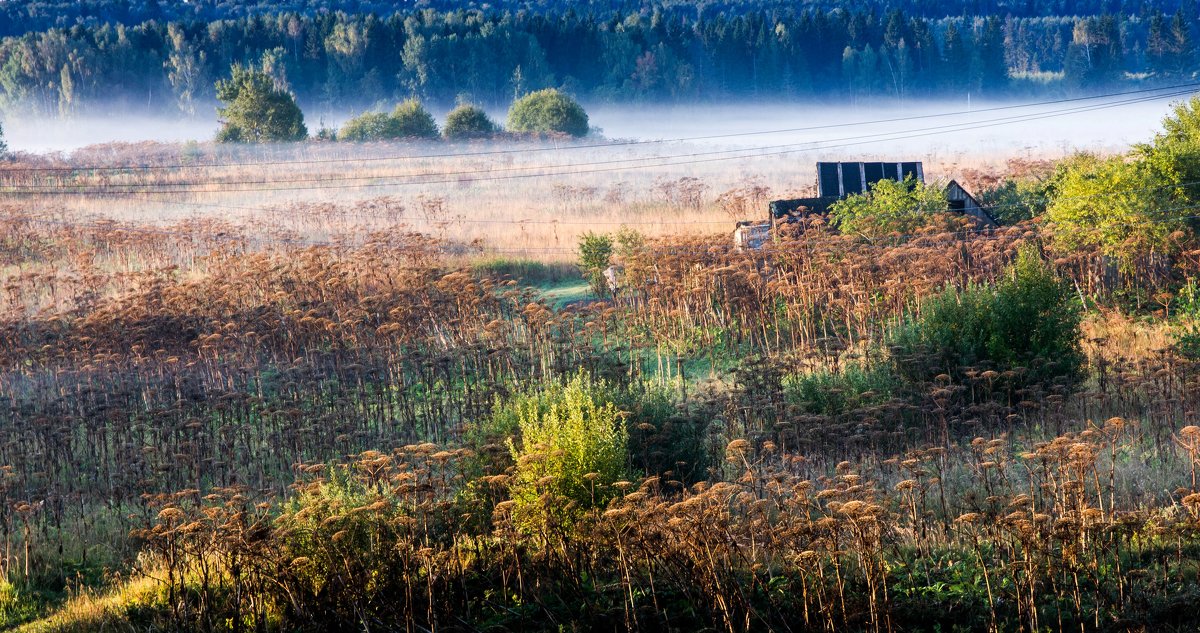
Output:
[{"xmin": 2, "ymin": 139, "xmax": 1200, "ymax": 632}]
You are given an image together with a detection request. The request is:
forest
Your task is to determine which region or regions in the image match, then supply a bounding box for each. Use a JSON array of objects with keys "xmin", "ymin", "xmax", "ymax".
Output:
[{"xmin": 0, "ymin": 1, "xmax": 1199, "ymax": 117}]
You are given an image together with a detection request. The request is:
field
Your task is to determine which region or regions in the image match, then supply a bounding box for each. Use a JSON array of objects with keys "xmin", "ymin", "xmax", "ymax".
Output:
[{"xmin": 3, "ymin": 123, "xmax": 1200, "ymax": 633}]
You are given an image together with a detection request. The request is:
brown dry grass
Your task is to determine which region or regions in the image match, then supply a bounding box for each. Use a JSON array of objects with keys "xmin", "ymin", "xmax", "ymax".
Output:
[{"xmin": 0, "ymin": 138, "xmax": 1064, "ymax": 261}]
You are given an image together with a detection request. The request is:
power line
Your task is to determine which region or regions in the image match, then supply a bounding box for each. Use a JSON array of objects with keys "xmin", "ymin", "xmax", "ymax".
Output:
[
  {"xmin": 5, "ymin": 87, "xmax": 1192, "ymax": 196},
  {"xmin": 4, "ymin": 82, "xmax": 1198, "ymax": 174}
]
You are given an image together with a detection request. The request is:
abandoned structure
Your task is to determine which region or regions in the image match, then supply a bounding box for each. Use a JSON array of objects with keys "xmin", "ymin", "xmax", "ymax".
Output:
[
  {"xmin": 945, "ymin": 179, "xmax": 997, "ymax": 227},
  {"xmin": 733, "ymin": 161, "xmax": 997, "ymax": 249}
]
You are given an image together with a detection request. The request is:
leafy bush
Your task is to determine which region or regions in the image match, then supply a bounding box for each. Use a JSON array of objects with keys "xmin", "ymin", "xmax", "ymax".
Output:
[
  {"xmin": 506, "ymin": 89, "xmax": 589, "ymax": 137},
  {"xmin": 891, "ymin": 246, "xmax": 1083, "ymax": 386},
  {"xmin": 507, "ymin": 372, "xmax": 629, "ymax": 535},
  {"xmin": 1044, "ymin": 152, "xmax": 1186, "ymax": 270},
  {"xmin": 577, "ymin": 231, "xmax": 614, "ymax": 297},
  {"xmin": 338, "ymin": 111, "xmax": 394, "ymax": 141},
  {"xmin": 340, "ymin": 99, "xmax": 438, "ymax": 141},
  {"xmin": 619, "ymin": 381, "xmax": 710, "ymax": 483},
  {"xmin": 389, "ymin": 98, "xmax": 439, "ymax": 139},
  {"xmin": 828, "ymin": 176, "xmax": 949, "ymax": 238},
  {"xmin": 976, "ymin": 177, "xmax": 1048, "ymax": 224},
  {"xmin": 443, "ymin": 104, "xmax": 498, "ymax": 139},
  {"xmin": 1176, "ymin": 324, "xmax": 1200, "ymax": 361}
]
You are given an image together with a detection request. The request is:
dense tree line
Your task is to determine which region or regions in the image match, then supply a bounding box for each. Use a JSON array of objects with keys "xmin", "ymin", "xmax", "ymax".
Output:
[
  {"xmin": 1, "ymin": 5, "xmax": 1199, "ymax": 117},
  {"xmin": 0, "ymin": 0, "xmax": 1193, "ymax": 36}
]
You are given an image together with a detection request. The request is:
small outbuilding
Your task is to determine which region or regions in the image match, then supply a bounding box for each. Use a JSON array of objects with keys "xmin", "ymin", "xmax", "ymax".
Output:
[{"xmin": 945, "ymin": 179, "xmax": 998, "ymax": 228}]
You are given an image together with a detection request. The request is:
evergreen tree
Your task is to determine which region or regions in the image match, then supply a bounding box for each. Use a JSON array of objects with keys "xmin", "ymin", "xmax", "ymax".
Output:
[
  {"xmin": 972, "ymin": 16, "xmax": 1009, "ymax": 92},
  {"xmin": 1167, "ymin": 10, "xmax": 1195, "ymax": 76},
  {"xmin": 942, "ymin": 21, "xmax": 970, "ymax": 92},
  {"xmin": 215, "ymin": 63, "xmax": 307, "ymax": 143}
]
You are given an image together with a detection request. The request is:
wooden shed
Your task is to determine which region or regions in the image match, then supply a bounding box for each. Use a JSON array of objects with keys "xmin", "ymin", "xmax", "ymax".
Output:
[{"xmin": 817, "ymin": 161, "xmax": 924, "ymax": 197}]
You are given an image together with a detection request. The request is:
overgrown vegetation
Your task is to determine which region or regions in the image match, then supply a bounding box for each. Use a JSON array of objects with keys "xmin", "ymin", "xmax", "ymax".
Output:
[
  {"xmin": 891, "ymin": 246, "xmax": 1084, "ymax": 386},
  {"xmin": 12, "ymin": 89, "xmax": 1200, "ymax": 633}
]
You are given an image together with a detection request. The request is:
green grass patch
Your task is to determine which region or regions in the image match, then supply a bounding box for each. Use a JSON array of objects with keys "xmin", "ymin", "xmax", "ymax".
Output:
[{"xmin": 470, "ymin": 257, "xmax": 578, "ymax": 286}]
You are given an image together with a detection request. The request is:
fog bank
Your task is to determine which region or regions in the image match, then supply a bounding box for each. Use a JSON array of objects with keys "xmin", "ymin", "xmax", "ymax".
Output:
[{"xmin": 1, "ymin": 97, "xmax": 1178, "ymax": 158}]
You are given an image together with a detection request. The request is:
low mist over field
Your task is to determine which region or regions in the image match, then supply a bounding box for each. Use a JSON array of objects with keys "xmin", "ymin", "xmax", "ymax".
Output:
[{"xmin": 2, "ymin": 97, "xmax": 1176, "ymax": 157}]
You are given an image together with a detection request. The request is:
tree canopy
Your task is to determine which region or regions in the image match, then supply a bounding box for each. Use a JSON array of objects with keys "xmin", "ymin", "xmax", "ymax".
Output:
[
  {"xmin": 214, "ymin": 64, "xmax": 307, "ymax": 143},
  {"xmin": 506, "ymin": 89, "xmax": 589, "ymax": 137}
]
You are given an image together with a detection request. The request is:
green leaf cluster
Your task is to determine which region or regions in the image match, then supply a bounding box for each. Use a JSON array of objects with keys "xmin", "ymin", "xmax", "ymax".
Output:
[
  {"xmin": 1044, "ymin": 153, "xmax": 1184, "ymax": 270},
  {"xmin": 442, "ymin": 103, "xmax": 499, "ymax": 140},
  {"xmin": 577, "ymin": 231, "xmax": 614, "ymax": 297}
]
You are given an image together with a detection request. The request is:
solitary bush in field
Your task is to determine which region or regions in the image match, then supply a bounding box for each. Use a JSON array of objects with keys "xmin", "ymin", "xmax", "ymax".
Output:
[
  {"xmin": 506, "ymin": 89, "xmax": 589, "ymax": 137},
  {"xmin": 389, "ymin": 99, "xmax": 439, "ymax": 139},
  {"xmin": 338, "ymin": 112, "xmax": 396, "ymax": 141},
  {"xmin": 891, "ymin": 246, "xmax": 1083, "ymax": 385},
  {"xmin": 507, "ymin": 373, "xmax": 628, "ymax": 536},
  {"xmin": 577, "ymin": 231, "xmax": 614, "ymax": 297},
  {"xmin": 443, "ymin": 104, "xmax": 498, "ymax": 139}
]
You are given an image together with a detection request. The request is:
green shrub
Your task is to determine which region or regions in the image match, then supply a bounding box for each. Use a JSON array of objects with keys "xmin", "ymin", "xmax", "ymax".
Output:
[
  {"xmin": 619, "ymin": 381, "xmax": 710, "ymax": 483},
  {"xmin": 987, "ymin": 246, "xmax": 1085, "ymax": 380},
  {"xmin": 506, "ymin": 88, "xmax": 589, "ymax": 137},
  {"xmin": 976, "ymin": 177, "xmax": 1048, "ymax": 224},
  {"xmin": 1176, "ymin": 324, "xmax": 1200, "ymax": 360},
  {"xmin": 443, "ymin": 104, "xmax": 499, "ymax": 139},
  {"xmin": 507, "ymin": 372, "xmax": 629, "ymax": 535},
  {"xmin": 389, "ymin": 98, "xmax": 439, "ymax": 139},
  {"xmin": 338, "ymin": 111, "xmax": 395, "ymax": 141},
  {"xmin": 828, "ymin": 176, "xmax": 949, "ymax": 238},
  {"xmin": 891, "ymin": 246, "xmax": 1083, "ymax": 386},
  {"xmin": 340, "ymin": 99, "xmax": 439, "ymax": 141},
  {"xmin": 891, "ymin": 284, "xmax": 994, "ymax": 380},
  {"xmin": 577, "ymin": 231, "xmax": 614, "ymax": 297}
]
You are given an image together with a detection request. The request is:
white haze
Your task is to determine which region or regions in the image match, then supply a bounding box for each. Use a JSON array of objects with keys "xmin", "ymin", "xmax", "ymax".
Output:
[{"xmin": 1, "ymin": 98, "xmax": 1178, "ymax": 158}]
